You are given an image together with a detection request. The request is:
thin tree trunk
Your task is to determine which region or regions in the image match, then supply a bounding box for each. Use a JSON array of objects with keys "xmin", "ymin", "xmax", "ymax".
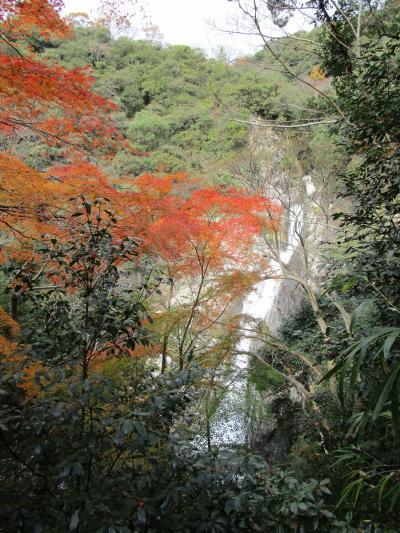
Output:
[
  {"xmin": 11, "ymin": 289, "xmax": 21, "ymax": 321},
  {"xmin": 206, "ymin": 414, "xmax": 212, "ymax": 452},
  {"xmin": 178, "ymin": 258, "xmax": 209, "ymax": 369},
  {"xmin": 356, "ymin": 0, "xmax": 363, "ymax": 58},
  {"xmin": 161, "ymin": 334, "xmax": 169, "ymax": 374}
]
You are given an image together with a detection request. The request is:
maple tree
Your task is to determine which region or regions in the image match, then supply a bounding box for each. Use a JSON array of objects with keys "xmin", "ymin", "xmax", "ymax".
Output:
[
  {"xmin": 0, "ymin": 1, "xmax": 141, "ymax": 398},
  {"xmin": 122, "ymin": 172, "xmax": 281, "ymax": 370},
  {"xmin": 0, "ymin": 0, "xmax": 118, "ymax": 148},
  {"xmin": 0, "ymin": 0, "xmax": 134, "ymax": 248}
]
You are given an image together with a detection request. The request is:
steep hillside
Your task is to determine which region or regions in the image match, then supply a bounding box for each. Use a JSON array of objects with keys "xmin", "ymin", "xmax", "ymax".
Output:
[{"xmin": 43, "ymin": 25, "xmax": 318, "ymax": 180}]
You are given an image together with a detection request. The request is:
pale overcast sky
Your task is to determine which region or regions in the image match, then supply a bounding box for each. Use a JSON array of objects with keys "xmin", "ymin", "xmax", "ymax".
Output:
[{"xmin": 62, "ymin": 0, "xmax": 301, "ymax": 58}]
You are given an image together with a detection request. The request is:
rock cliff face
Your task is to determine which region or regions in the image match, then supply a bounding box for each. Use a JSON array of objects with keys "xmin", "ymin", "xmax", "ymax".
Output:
[
  {"xmin": 242, "ymin": 124, "xmax": 330, "ymax": 334},
  {"xmin": 266, "ymin": 250, "xmax": 305, "ymax": 335},
  {"xmin": 241, "ymin": 125, "xmax": 336, "ymax": 456}
]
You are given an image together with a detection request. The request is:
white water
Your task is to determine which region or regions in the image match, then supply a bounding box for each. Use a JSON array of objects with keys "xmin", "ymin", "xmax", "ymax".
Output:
[{"xmin": 210, "ymin": 203, "xmax": 304, "ymax": 447}]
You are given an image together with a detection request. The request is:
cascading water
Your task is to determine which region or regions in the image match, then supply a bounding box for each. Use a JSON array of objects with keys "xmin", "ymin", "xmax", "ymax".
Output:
[{"xmin": 210, "ymin": 203, "xmax": 304, "ymax": 447}]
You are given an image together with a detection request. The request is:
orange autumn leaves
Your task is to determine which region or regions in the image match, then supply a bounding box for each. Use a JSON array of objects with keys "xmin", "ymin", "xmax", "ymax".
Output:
[
  {"xmin": 0, "ymin": 306, "xmax": 19, "ymax": 356},
  {"xmin": 0, "ymin": 154, "xmax": 281, "ymax": 268},
  {"xmin": 0, "ymin": 307, "xmax": 43, "ymax": 397},
  {"xmin": 0, "ymin": 0, "xmax": 281, "ymax": 261},
  {"xmin": 0, "ymin": 0, "xmax": 69, "ymax": 41},
  {"xmin": 127, "ymin": 174, "xmax": 281, "ymax": 269},
  {"xmin": 0, "ymin": 0, "xmax": 127, "ymax": 162},
  {"xmin": 0, "ymin": 55, "xmax": 118, "ymax": 145},
  {"xmin": 0, "ymin": 0, "xmax": 128, "ymax": 249}
]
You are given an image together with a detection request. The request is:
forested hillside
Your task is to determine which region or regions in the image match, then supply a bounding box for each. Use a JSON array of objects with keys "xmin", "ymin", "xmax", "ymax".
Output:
[
  {"xmin": 40, "ymin": 23, "xmax": 319, "ymax": 179},
  {"xmin": 0, "ymin": 1, "xmax": 399, "ymax": 532}
]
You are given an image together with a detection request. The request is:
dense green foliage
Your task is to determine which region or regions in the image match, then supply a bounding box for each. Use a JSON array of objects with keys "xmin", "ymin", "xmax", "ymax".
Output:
[{"xmin": 42, "ymin": 24, "xmax": 313, "ymax": 180}]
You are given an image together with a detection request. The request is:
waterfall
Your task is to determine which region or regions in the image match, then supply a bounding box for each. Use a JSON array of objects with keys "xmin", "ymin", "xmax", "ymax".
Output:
[{"xmin": 210, "ymin": 204, "xmax": 304, "ymax": 447}]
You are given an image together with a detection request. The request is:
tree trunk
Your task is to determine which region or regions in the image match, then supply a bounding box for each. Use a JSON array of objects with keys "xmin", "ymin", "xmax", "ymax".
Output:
[
  {"xmin": 161, "ymin": 334, "xmax": 169, "ymax": 374},
  {"xmin": 11, "ymin": 290, "xmax": 21, "ymax": 321}
]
